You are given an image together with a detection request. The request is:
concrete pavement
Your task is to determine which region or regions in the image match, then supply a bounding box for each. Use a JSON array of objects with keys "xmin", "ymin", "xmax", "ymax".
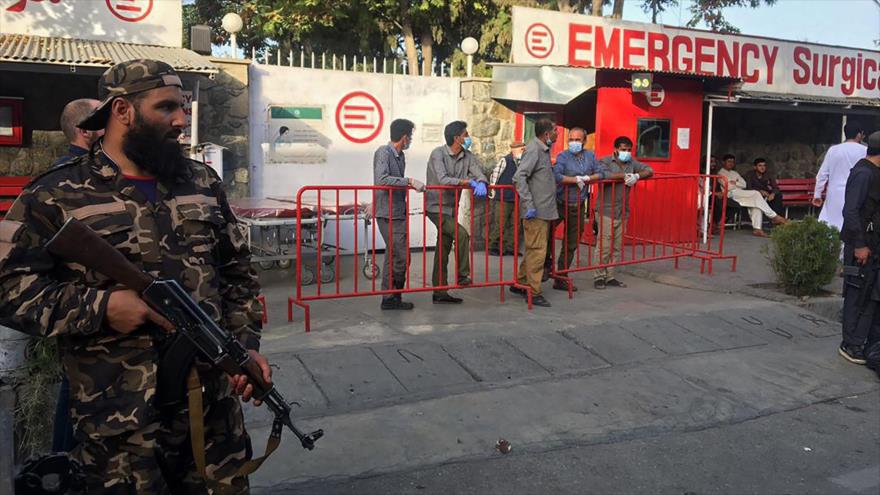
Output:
[{"xmin": 246, "ymin": 229, "xmax": 877, "ymax": 492}]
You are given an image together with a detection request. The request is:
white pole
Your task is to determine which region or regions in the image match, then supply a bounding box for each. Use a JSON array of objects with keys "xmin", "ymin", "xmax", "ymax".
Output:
[
  {"xmin": 300, "ymin": 51, "xmax": 304, "ymax": 67},
  {"xmin": 466, "ymin": 54, "xmax": 473, "ymax": 77},
  {"xmin": 322, "ymin": 52, "xmax": 326, "ymax": 69},
  {"xmin": 265, "ymin": 48, "xmax": 271, "ymax": 65},
  {"xmin": 383, "ymin": 58, "xmax": 387, "ymax": 73},
  {"xmin": 702, "ymin": 101, "xmax": 714, "ymax": 245},
  {"xmin": 191, "ymin": 80, "xmax": 200, "ymax": 155},
  {"xmin": 373, "ymin": 57, "xmax": 377, "ymax": 73},
  {"xmin": 289, "ymin": 50, "xmax": 293, "ymax": 67},
  {"xmin": 230, "ymin": 33, "xmax": 238, "ymax": 59},
  {"xmin": 251, "ymin": 46, "xmax": 255, "ymax": 61},
  {"xmin": 332, "ymin": 54, "xmax": 337, "ymax": 70},
  {"xmin": 311, "ymin": 52, "xmax": 315, "ymax": 69},
  {"xmin": 841, "ymin": 114, "xmax": 847, "ymax": 142},
  {"xmin": 343, "ymin": 55, "xmax": 347, "ymax": 71},
  {"xmin": 277, "ymin": 49, "xmax": 281, "ymax": 66}
]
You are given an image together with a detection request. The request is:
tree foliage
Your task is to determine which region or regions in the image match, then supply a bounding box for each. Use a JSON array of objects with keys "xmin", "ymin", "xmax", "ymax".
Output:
[{"xmin": 184, "ymin": 0, "xmax": 776, "ymax": 73}]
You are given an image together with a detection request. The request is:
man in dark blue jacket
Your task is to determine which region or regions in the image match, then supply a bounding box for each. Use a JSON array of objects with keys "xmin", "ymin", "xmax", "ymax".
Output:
[
  {"xmin": 840, "ymin": 131, "xmax": 880, "ymax": 365},
  {"xmin": 51, "ymin": 98, "xmax": 103, "ymax": 168}
]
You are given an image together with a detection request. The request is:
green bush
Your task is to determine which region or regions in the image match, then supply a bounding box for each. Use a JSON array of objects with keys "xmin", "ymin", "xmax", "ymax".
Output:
[{"xmin": 766, "ymin": 216, "xmax": 840, "ymax": 297}]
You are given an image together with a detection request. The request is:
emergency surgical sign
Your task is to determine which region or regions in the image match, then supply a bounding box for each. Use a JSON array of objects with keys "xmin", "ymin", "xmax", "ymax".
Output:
[{"xmin": 512, "ymin": 6, "xmax": 879, "ymax": 100}]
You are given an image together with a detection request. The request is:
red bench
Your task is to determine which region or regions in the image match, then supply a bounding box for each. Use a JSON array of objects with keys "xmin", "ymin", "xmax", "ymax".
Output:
[
  {"xmin": 0, "ymin": 176, "xmax": 30, "ymax": 218},
  {"xmin": 778, "ymin": 178, "xmax": 816, "ymax": 218}
]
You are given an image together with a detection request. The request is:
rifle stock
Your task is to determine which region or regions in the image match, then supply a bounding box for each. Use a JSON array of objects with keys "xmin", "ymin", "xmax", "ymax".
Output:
[{"xmin": 47, "ymin": 218, "xmax": 153, "ymax": 292}]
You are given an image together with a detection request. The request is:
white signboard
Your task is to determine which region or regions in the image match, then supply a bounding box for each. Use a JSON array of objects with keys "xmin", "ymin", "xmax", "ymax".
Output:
[
  {"xmin": 0, "ymin": 0, "xmax": 182, "ymax": 47},
  {"xmin": 511, "ymin": 6, "xmax": 880, "ymax": 100}
]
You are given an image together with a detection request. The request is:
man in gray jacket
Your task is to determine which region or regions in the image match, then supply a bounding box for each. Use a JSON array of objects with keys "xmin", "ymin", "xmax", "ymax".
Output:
[
  {"xmin": 425, "ymin": 121, "xmax": 488, "ymax": 304},
  {"xmin": 373, "ymin": 119, "xmax": 425, "ymax": 310},
  {"xmin": 511, "ymin": 118, "xmax": 559, "ymax": 307}
]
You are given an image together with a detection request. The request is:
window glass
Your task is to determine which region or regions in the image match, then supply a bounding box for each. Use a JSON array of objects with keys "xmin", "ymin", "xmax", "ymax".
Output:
[
  {"xmin": 636, "ymin": 119, "xmax": 670, "ymax": 159},
  {"xmin": 0, "ymin": 106, "xmax": 12, "ymax": 137}
]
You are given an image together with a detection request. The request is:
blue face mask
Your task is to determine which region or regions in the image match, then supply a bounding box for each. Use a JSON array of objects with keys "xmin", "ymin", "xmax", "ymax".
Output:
[
  {"xmin": 617, "ymin": 150, "xmax": 632, "ymax": 163},
  {"xmin": 462, "ymin": 137, "xmax": 473, "ymax": 151},
  {"xmin": 569, "ymin": 141, "xmax": 583, "ymax": 154}
]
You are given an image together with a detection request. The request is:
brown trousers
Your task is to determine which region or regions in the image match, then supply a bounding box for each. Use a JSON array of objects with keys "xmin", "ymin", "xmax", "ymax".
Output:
[{"xmin": 517, "ymin": 218, "xmax": 550, "ymax": 295}]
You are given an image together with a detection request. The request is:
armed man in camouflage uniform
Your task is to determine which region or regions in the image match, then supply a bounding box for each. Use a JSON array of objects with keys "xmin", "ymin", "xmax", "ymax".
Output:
[{"xmin": 0, "ymin": 60, "xmax": 269, "ymax": 494}]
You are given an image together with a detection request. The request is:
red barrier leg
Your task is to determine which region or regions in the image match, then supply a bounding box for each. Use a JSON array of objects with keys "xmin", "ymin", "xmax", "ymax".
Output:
[{"xmin": 257, "ymin": 294, "xmax": 268, "ymax": 325}]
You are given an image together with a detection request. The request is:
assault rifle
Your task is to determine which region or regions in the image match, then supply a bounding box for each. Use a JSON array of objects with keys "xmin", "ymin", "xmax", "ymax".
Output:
[
  {"xmin": 45, "ymin": 218, "xmax": 323, "ymax": 451},
  {"xmin": 843, "ymin": 253, "xmax": 880, "ymax": 313}
]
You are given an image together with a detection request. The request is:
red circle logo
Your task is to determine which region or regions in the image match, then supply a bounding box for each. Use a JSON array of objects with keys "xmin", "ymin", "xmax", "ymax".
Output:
[
  {"xmin": 525, "ymin": 23, "xmax": 554, "ymax": 59},
  {"xmin": 647, "ymin": 84, "xmax": 666, "ymax": 107},
  {"xmin": 106, "ymin": 0, "xmax": 153, "ymax": 23},
  {"xmin": 335, "ymin": 91, "xmax": 384, "ymax": 144}
]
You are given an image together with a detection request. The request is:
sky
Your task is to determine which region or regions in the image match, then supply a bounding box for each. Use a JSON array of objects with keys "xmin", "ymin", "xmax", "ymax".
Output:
[{"xmin": 623, "ymin": 0, "xmax": 880, "ymax": 49}]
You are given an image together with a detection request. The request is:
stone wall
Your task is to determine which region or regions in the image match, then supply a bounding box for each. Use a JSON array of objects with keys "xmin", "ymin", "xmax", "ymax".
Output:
[
  {"xmin": 190, "ymin": 58, "xmax": 251, "ymax": 198},
  {"xmin": 458, "ymin": 79, "xmax": 519, "ymax": 246},
  {"xmin": 459, "ymin": 79, "xmax": 517, "ymax": 174}
]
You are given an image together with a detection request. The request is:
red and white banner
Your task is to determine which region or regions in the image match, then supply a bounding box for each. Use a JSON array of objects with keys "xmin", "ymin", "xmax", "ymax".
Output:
[
  {"xmin": 511, "ymin": 6, "xmax": 879, "ymax": 100},
  {"xmin": 0, "ymin": 0, "xmax": 181, "ymax": 47}
]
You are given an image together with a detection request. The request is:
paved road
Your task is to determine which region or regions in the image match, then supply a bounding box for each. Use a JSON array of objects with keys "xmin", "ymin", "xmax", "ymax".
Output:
[{"xmin": 267, "ymin": 391, "xmax": 879, "ymax": 495}]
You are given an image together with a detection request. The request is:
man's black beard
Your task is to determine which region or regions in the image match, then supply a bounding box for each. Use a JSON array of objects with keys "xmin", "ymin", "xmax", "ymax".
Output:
[{"xmin": 122, "ymin": 113, "xmax": 189, "ymax": 182}]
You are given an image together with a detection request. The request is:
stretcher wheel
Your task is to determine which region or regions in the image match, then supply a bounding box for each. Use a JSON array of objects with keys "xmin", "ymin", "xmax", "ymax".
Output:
[
  {"xmin": 362, "ymin": 262, "xmax": 380, "ymax": 280},
  {"xmin": 319, "ymin": 266, "xmax": 335, "ymax": 284},
  {"xmin": 258, "ymin": 260, "xmax": 275, "ymax": 271},
  {"xmin": 301, "ymin": 266, "xmax": 316, "ymax": 286},
  {"xmin": 277, "ymin": 259, "xmax": 292, "ymax": 270}
]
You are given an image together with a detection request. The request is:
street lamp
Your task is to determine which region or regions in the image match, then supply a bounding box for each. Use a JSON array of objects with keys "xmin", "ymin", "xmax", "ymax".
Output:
[
  {"xmin": 461, "ymin": 37, "xmax": 479, "ymax": 78},
  {"xmin": 221, "ymin": 12, "xmax": 243, "ymax": 59}
]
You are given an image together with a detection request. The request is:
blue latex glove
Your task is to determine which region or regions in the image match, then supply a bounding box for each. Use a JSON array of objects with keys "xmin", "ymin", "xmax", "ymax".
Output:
[
  {"xmin": 473, "ymin": 181, "xmax": 488, "ymax": 198},
  {"xmin": 524, "ymin": 208, "xmax": 537, "ymax": 219}
]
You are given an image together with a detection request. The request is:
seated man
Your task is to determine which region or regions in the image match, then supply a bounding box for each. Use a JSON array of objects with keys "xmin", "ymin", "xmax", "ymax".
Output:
[
  {"xmin": 717, "ymin": 153, "xmax": 787, "ymax": 237},
  {"xmin": 744, "ymin": 158, "xmax": 784, "ymax": 216}
]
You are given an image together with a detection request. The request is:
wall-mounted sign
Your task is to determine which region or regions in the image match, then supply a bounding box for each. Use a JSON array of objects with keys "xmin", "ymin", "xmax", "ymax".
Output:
[
  {"xmin": 631, "ymin": 72, "xmax": 653, "ymax": 93},
  {"xmin": 646, "ymin": 84, "xmax": 665, "ymax": 107},
  {"xmin": 264, "ymin": 104, "xmax": 328, "ymax": 164},
  {"xmin": 511, "ymin": 6, "xmax": 879, "ymax": 100},
  {"xmin": 335, "ymin": 91, "xmax": 384, "ymax": 144},
  {"xmin": 0, "ymin": 0, "xmax": 181, "ymax": 47}
]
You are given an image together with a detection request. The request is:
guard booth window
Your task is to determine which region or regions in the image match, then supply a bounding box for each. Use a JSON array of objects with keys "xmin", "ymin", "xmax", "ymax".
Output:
[{"xmin": 636, "ymin": 118, "xmax": 670, "ymax": 159}]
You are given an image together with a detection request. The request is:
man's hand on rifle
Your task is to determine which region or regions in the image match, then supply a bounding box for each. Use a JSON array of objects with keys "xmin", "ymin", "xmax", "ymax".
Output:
[
  {"xmin": 230, "ymin": 350, "xmax": 273, "ymax": 407},
  {"xmin": 106, "ymin": 289, "xmax": 175, "ymax": 334},
  {"xmin": 855, "ymin": 247, "xmax": 871, "ymax": 265}
]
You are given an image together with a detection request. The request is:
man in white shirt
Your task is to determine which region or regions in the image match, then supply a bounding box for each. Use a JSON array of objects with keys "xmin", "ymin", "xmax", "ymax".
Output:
[
  {"xmin": 717, "ymin": 154, "xmax": 787, "ymax": 237},
  {"xmin": 813, "ymin": 124, "xmax": 867, "ymax": 231}
]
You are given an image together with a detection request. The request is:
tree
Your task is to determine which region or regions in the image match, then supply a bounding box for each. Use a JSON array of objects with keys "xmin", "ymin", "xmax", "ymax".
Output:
[{"xmin": 688, "ymin": 0, "xmax": 778, "ymax": 33}]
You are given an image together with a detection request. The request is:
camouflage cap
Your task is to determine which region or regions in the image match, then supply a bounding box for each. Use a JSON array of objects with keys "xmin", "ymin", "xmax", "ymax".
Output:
[{"xmin": 78, "ymin": 59, "xmax": 183, "ymax": 131}]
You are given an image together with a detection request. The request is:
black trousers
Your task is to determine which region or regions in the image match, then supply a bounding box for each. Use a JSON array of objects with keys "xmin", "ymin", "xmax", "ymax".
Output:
[{"xmin": 841, "ymin": 244, "xmax": 880, "ymax": 347}]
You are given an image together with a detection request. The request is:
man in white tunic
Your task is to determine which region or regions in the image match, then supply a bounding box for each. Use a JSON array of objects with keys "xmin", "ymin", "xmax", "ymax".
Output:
[
  {"xmin": 718, "ymin": 154, "xmax": 787, "ymax": 237},
  {"xmin": 813, "ymin": 124, "xmax": 867, "ymax": 231}
]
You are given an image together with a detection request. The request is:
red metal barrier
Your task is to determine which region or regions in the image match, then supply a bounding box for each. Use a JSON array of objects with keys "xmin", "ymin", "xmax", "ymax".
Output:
[
  {"xmin": 288, "ymin": 185, "xmax": 526, "ymax": 331},
  {"xmin": 548, "ymin": 174, "xmax": 737, "ymax": 295}
]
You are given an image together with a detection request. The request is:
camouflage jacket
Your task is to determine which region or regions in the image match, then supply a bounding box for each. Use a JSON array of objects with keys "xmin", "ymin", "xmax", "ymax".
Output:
[{"xmin": 0, "ymin": 150, "xmax": 262, "ymax": 439}]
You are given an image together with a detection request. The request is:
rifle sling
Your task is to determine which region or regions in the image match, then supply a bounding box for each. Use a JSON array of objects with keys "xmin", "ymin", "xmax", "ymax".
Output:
[{"xmin": 186, "ymin": 368, "xmax": 282, "ymax": 493}]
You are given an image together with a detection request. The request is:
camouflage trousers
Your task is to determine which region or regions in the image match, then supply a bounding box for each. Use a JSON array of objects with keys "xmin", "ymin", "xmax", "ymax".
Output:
[{"xmin": 72, "ymin": 390, "xmax": 252, "ymax": 494}]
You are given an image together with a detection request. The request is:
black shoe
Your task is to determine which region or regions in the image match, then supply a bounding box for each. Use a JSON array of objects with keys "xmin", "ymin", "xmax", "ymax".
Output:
[
  {"xmin": 594, "ymin": 279, "xmax": 606, "ymax": 290},
  {"xmin": 488, "ymin": 248, "xmax": 501, "ymax": 256},
  {"xmin": 552, "ymin": 280, "xmax": 578, "ymax": 292},
  {"xmin": 605, "ymin": 278, "xmax": 627, "ymax": 288},
  {"xmin": 433, "ymin": 293, "xmax": 463, "ymax": 304},
  {"xmin": 839, "ymin": 342, "xmax": 866, "ymax": 365},
  {"xmin": 381, "ymin": 299, "xmax": 414, "ymax": 310},
  {"xmin": 510, "ymin": 286, "xmax": 527, "ymax": 296},
  {"xmin": 457, "ymin": 277, "xmax": 472, "ymax": 286},
  {"xmin": 531, "ymin": 295, "xmax": 552, "ymax": 307}
]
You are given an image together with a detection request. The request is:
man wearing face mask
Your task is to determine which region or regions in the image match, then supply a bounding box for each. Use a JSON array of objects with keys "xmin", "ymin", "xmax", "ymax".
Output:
[
  {"xmin": 549, "ymin": 127, "xmax": 605, "ymax": 291},
  {"xmin": 511, "ymin": 118, "xmax": 559, "ymax": 307},
  {"xmin": 487, "ymin": 142, "xmax": 525, "ymax": 256},
  {"xmin": 425, "ymin": 121, "xmax": 489, "ymax": 304},
  {"xmin": 373, "ymin": 118, "xmax": 425, "ymax": 310},
  {"xmin": 593, "ymin": 136, "xmax": 654, "ymax": 289},
  {"xmin": 0, "ymin": 60, "xmax": 268, "ymax": 493}
]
